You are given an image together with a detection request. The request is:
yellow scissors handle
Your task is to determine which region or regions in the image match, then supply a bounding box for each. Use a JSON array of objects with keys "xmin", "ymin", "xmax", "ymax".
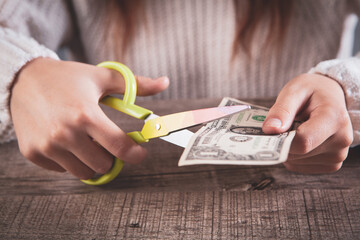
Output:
[{"xmin": 81, "ymin": 61, "xmax": 152, "ymax": 186}]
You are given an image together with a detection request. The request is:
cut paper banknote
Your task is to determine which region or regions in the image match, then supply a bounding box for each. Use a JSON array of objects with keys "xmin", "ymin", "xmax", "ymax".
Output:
[{"xmin": 178, "ymin": 98, "xmax": 296, "ymax": 166}]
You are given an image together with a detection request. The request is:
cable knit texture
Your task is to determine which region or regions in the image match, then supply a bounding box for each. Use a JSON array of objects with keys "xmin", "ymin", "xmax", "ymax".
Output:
[{"xmin": 0, "ymin": 0, "xmax": 360, "ymax": 144}]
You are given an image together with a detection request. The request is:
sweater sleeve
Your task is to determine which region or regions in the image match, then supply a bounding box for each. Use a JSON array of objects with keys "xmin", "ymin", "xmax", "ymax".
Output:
[
  {"xmin": 0, "ymin": 0, "xmax": 73, "ymax": 143},
  {"xmin": 308, "ymin": 55, "xmax": 360, "ymax": 146}
]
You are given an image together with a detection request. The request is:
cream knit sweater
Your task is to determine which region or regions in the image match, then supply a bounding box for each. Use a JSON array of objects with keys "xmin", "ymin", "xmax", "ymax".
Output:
[{"xmin": 0, "ymin": 0, "xmax": 360, "ymax": 145}]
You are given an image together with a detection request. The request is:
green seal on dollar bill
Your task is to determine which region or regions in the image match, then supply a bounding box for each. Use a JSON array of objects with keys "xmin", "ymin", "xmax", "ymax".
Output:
[{"xmin": 252, "ymin": 115, "xmax": 266, "ymax": 122}]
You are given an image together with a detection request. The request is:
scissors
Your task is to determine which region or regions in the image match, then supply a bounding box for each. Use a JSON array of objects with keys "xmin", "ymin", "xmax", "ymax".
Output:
[{"xmin": 81, "ymin": 61, "xmax": 250, "ymax": 185}]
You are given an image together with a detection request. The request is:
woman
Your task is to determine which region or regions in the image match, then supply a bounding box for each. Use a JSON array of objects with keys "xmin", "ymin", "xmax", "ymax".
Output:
[{"xmin": 0, "ymin": 0, "xmax": 358, "ymax": 179}]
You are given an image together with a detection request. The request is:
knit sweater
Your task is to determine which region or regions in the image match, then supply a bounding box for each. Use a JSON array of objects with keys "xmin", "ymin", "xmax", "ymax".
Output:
[{"xmin": 0, "ymin": 0, "xmax": 360, "ymax": 145}]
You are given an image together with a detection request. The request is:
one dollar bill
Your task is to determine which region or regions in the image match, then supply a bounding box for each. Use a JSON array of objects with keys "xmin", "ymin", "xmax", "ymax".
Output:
[{"xmin": 178, "ymin": 98, "xmax": 296, "ymax": 166}]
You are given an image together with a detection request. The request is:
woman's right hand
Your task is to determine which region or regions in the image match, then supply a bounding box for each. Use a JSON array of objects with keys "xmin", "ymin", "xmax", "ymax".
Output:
[{"xmin": 10, "ymin": 58, "xmax": 169, "ymax": 180}]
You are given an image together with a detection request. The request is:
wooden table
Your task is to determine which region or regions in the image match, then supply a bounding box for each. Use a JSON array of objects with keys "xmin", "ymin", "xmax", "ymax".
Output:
[{"xmin": 0, "ymin": 98, "xmax": 359, "ymax": 239}]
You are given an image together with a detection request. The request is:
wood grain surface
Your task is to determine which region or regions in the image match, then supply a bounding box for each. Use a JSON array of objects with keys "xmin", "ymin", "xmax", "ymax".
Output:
[{"xmin": 1, "ymin": 98, "xmax": 359, "ymax": 239}]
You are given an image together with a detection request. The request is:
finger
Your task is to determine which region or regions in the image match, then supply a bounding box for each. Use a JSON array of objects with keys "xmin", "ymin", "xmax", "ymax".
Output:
[
  {"xmin": 262, "ymin": 84, "xmax": 311, "ymax": 134},
  {"xmin": 86, "ymin": 107, "xmax": 147, "ymax": 164},
  {"xmin": 101, "ymin": 68, "xmax": 169, "ymax": 96},
  {"xmin": 288, "ymin": 130, "xmax": 352, "ymax": 159},
  {"xmin": 27, "ymin": 153, "xmax": 66, "ymax": 172},
  {"xmin": 283, "ymin": 162, "xmax": 343, "ymax": 174},
  {"xmin": 289, "ymin": 107, "xmax": 340, "ymax": 155},
  {"xmin": 43, "ymin": 146, "xmax": 95, "ymax": 180},
  {"xmin": 287, "ymin": 150, "xmax": 348, "ymax": 165},
  {"xmin": 67, "ymin": 135, "xmax": 114, "ymax": 174},
  {"xmin": 135, "ymin": 75, "xmax": 169, "ymax": 96}
]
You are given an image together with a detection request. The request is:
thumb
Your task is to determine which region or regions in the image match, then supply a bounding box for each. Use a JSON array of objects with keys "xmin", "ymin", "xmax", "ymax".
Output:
[
  {"xmin": 135, "ymin": 75, "xmax": 170, "ymax": 96},
  {"xmin": 263, "ymin": 88, "xmax": 309, "ymax": 134}
]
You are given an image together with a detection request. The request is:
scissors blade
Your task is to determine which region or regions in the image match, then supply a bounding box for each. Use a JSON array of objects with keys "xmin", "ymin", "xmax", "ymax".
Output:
[
  {"xmin": 141, "ymin": 105, "xmax": 250, "ymax": 141},
  {"xmin": 144, "ymin": 113, "xmax": 194, "ymax": 147}
]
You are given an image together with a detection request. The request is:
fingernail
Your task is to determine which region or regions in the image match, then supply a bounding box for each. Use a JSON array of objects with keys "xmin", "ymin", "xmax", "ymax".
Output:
[
  {"xmin": 160, "ymin": 76, "xmax": 169, "ymax": 86},
  {"xmin": 161, "ymin": 76, "xmax": 169, "ymax": 82},
  {"xmin": 264, "ymin": 118, "xmax": 282, "ymax": 128}
]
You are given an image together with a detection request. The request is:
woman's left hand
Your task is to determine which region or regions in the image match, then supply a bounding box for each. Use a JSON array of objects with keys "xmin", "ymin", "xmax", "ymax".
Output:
[{"xmin": 262, "ymin": 73, "xmax": 353, "ymax": 174}]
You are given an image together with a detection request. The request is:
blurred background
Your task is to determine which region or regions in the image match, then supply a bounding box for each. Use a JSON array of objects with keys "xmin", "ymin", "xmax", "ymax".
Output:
[{"xmin": 340, "ymin": 13, "xmax": 360, "ymax": 58}]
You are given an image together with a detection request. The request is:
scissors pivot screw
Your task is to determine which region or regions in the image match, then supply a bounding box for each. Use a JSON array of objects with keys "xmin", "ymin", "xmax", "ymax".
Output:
[{"xmin": 155, "ymin": 123, "xmax": 161, "ymax": 131}]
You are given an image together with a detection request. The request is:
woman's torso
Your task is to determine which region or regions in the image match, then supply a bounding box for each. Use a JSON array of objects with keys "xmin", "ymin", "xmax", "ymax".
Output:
[{"xmin": 71, "ymin": 0, "xmax": 353, "ymax": 100}]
